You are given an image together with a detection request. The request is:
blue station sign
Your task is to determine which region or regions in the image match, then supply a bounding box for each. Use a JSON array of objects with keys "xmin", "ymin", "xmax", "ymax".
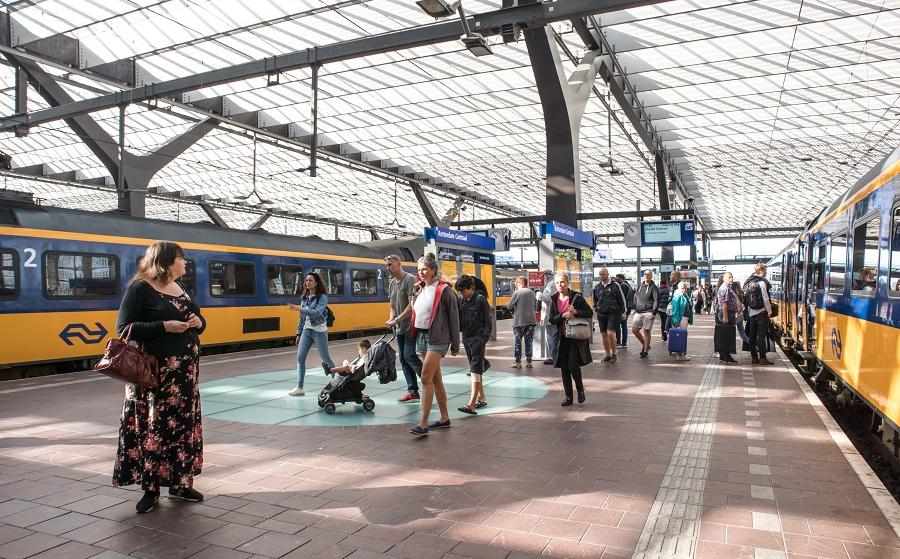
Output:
[
  {"xmin": 539, "ymin": 221, "xmax": 595, "ymax": 249},
  {"xmin": 425, "ymin": 227, "xmax": 497, "ymax": 251}
]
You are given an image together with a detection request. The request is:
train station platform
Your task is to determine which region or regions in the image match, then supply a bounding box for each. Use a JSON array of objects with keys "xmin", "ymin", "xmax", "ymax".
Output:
[{"xmin": 2, "ymin": 314, "xmax": 900, "ymax": 559}]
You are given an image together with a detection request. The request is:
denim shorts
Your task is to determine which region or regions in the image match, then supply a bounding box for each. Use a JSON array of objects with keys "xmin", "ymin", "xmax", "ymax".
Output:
[{"xmin": 416, "ymin": 330, "xmax": 450, "ymax": 356}]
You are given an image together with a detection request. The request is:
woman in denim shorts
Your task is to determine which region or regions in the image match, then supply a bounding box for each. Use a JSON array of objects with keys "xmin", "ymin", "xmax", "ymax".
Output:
[{"xmin": 407, "ymin": 253, "xmax": 460, "ymax": 436}]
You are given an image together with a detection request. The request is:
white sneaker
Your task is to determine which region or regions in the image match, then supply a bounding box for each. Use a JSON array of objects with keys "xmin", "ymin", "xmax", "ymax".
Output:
[
  {"xmin": 676, "ymin": 355, "xmax": 691, "ymax": 361},
  {"xmin": 288, "ymin": 387, "xmax": 305, "ymax": 396}
]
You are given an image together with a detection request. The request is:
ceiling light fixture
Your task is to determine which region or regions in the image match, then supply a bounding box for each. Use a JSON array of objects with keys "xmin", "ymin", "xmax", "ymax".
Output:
[
  {"xmin": 384, "ymin": 177, "xmax": 406, "ymax": 229},
  {"xmin": 416, "ymin": 0, "xmax": 493, "ymax": 57}
]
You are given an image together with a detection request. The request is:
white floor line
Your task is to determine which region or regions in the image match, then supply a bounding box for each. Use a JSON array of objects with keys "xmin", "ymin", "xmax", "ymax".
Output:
[
  {"xmin": 0, "ymin": 375, "xmax": 106, "ymax": 394},
  {"xmin": 632, "ymin": 356, "xmax": 725, "ymax": 559},
  {"xmin": 0, "ymin": 341, "xmax": 361, "ymax": 394}
]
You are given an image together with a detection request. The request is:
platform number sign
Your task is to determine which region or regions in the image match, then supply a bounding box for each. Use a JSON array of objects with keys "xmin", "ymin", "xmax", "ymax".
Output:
[{"xmin": 831, "ymin": 327, "xmax": 842, "ymax": 359}]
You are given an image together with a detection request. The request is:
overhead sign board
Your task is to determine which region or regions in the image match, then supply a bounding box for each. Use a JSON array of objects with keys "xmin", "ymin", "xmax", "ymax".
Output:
[
  {"xmin": 539, "ymin": 221, "xmax": 595, "ymax": 249},
  {"xmin": 425, "ymin": 227, "xmax": 497, "ymax": 251},
  {"xmin": 594, "ymin": 248, "xmax": 612, "ymax": 263},
  {"xmin": 623, "ymin": 220, "xmax": 696, "ymax": 247},
  {"xmin": 465, "ymin": 228, "xmax": 511, "ymax": 251}
]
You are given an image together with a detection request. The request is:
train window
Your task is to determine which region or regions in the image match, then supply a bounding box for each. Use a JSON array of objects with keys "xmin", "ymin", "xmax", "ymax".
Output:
[
  {"xmin": 828, "ymin": 231, "xmax": 847, "ymax": 293},
  {"xmin": 181, "ymin": 260, "xmax": 196, "ymax": 293},
  {"xmin": 267, "ymin": 264, "xmax": 303, "ymax": 297},
  {"xmin": 813, "ymin": 243, "xmax": 826, "ymax": 291},
  {"xmin": 890, "ymin": 206, "xmax": 900, "ymax": 296},
  {"xmin": 350, "ymin": 269, "xmax": 378, "ymax": 296},
  {"xmin": 136, "ymin": 256, "xmax": 195, "ymax": 292},
  {"xmin": 0, "ymin": 249, "xmax": 18, "ymax": 299},
  {"xmin": 209, "ymin": 261, "xmax": 255, "ymax": 297},
  {"xmin": 851, "ymin": 214, "xmax": 879, "ymax": 296},
  {"xmin": 312, "ymin": 267, "xmax": 344, "ymax": 296},
  {"xmin": 44, "ymin": 252, "xmax": 119, "ymax": 299}
]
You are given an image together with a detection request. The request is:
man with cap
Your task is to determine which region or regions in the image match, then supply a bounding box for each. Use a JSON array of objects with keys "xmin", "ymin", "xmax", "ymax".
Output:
[{"xmin": 537, "ymin": 269, "xmax": 558, "ymax": 364}]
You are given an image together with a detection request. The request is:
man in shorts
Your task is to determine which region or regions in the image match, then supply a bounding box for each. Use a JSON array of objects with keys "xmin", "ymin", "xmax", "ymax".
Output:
[
  {"xmin": 631, "ymin": 269, "xmax": 660, "ymax": 359},
  {"xmin": 592, "ymin": 267, "xmax": 627, "ymax": 363}
]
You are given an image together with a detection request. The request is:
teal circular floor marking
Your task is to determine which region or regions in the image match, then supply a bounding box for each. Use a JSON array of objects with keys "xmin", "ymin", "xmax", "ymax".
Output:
[{"xmin": 199, "ymin": 365, "xmax": 549, "ymax": 426}]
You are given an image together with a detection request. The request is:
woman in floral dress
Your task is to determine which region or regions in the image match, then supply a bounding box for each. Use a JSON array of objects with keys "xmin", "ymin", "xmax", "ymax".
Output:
[{"xmin": 114, "ymin": 241, "xmax": 206, "ymax": 513}]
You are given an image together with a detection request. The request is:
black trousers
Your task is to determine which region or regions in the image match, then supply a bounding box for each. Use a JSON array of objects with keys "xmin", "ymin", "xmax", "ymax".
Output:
[
  {"xmin": 747, "ymin": 313, "xmax": 770, "ymax": 358},
  {"xmin": 558, "ymin": 336, "xmax": 584, "ymax": 399}
]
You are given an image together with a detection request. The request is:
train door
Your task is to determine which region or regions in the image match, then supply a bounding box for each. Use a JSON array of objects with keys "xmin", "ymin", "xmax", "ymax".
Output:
[
  {"xmin": 807, "ymin": 239, "xmax": 826, "ymax": 354},
  {"xmin": 791, "ymin": 240, "xmax": 805, "ymax": 346},
  {"xmin": 782, "ymin": 251, "xmax": 793, "ymax": 339}
]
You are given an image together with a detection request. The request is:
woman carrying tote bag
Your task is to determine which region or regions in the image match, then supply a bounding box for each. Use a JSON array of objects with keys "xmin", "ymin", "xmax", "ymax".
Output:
[{"xmin": 547, "ymin": 271, "xmax": 593, "ymax": 406}]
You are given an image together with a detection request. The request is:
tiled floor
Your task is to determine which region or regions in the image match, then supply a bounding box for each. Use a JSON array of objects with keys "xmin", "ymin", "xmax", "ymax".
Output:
[{"xmin": 2, "ymin": 314, "xmax": 899, "ymax": 559}]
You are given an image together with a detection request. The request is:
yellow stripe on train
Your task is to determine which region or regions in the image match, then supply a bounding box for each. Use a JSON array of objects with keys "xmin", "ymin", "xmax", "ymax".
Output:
[
  {"xmin": 0, "ymin": 303, "xmax": 390, "ymax": 367},
  {"xmin": 815, "ymin": 308, "xmax": 900, "ymax": 427}
]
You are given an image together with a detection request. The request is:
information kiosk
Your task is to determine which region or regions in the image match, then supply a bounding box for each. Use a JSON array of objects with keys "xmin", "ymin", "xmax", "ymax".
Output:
[
  {"xmin": 424, "ymin": 226, "xmax": 505, "ymax": 341},
  {"xmin": 537, "ymin": 221, "xmax": 596, "ymax": 358}
]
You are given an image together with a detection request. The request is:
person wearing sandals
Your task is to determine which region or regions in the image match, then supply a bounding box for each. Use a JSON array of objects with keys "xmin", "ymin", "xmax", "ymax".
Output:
[
  {"xmin": 456, "ymin": 275, "xmax": 492, "ymax": 415},
  {"xmin": 507, "ymin": 275, "xmax": 537, "ymax": 369},
  {"xmin": 287, "ymin": 273, "xmax": 336, "ymax": 397},
  {"xmin": 547, "ymin": 271, "xmax": 593, "ymax": 406},
  {"xmin": 408, "ymin": 254, "xmax": 460, "ymax": 436},
  {"xmin": 114, "ymin": 241, "xmax": 206, "ymax": 513}
]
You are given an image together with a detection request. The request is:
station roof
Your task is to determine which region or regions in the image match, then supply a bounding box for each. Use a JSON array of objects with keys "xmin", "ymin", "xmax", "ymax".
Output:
[{"xmin": 0, "ymin": 0, "xmax": 897, "ymax": 242}]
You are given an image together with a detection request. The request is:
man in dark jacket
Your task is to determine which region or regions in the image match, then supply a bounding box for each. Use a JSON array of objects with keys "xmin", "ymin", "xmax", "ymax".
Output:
[
  {"xmin": 455, "ymin": 275, "xmax": 492, "ymax": 414},
  {"xmin": 631, "ymin": 269, "xmax": 660, "ymax": 359},
  {"xmin": 744, "ymin": 263, "xmax": 774, "ymax": 366},
  {"xmin": 592, "ymin": 267, "xmax": 626, "ymax": 364}
]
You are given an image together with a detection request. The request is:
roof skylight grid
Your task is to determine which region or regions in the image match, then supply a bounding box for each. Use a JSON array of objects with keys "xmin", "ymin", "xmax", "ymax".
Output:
[{"xmin": 0, "ymin": 0, "xmax": 898, "ymax": 242}]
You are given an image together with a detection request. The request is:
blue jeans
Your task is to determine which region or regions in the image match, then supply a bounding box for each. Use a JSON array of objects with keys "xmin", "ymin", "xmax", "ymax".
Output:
[
  {"xmin": 735, "ymin": 319, "xmax": 750, "ymax": 344},
  {"xmin": 514, "ymin": 324, "xmax": 535, "ymax": 364},
  {"xmin": 396, "ymin": 331, "xmax": 422, "ymax": 394},
  {"xmin": 544, "ymin": 324, "xmax": 558, "ymax": 361},
  {"xmin": 296, "ymin": 328, "xmax": 335, "ymax": 388}
]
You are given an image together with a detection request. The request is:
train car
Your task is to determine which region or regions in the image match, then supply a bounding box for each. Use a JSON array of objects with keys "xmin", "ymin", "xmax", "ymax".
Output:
[
  {"xmin": 768, "ymin": 145, "xmax": 900, "ymax": 449},
  {"xmin": 0, "ymin": 193, "xmax": 421, "ymax": 378}
]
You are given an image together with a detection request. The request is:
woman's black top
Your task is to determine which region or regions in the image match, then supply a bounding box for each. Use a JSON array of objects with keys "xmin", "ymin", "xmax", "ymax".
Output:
[{"xmin": 116, "ymin": 279, "xmax": 206, "ymax": 358}]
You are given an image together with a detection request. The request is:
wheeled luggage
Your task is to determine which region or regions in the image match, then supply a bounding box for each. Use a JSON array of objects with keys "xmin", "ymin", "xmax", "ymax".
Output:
[
  {"xmin": 715, "ymin": 323, "xmax": 737, "ymax": 354},
  {"xmin": 667, "ymin": 327, "xmax": 688, "ymax": 354}
]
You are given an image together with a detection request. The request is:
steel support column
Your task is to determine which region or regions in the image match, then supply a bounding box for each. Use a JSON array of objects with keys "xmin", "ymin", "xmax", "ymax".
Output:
[
  {"xmin": 656, "ymin": 153, "xmax": 674, "ymax": 270},
  {"xmin": 524, "ymin": 26, "xmax": 603, "ymax": 228}
]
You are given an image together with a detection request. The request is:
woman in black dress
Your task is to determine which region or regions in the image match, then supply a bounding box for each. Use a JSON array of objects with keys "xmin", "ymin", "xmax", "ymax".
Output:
[
  {"xmin": 114, "ymin": 241, "xmax": 206, "ymax": 513},
  {"xmin": 547, "ymin": 271, "xmax": 593, "ymax": 406}
]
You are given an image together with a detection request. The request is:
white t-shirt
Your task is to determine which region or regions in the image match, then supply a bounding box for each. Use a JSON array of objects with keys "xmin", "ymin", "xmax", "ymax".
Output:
[{"xmin": 413, "ymin": 282, "xmax": 437, "ymax": 329}]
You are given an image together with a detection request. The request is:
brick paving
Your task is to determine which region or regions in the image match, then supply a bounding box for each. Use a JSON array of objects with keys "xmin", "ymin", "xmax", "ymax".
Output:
[{"xmin": 2, "ymin": 314, "xmax": 899, "ymax": 558}]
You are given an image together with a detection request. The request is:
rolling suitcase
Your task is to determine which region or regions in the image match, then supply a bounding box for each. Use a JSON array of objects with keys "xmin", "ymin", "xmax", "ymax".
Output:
[
  {"xmin": 667, "ymin": 328, "xmax": 688, "ymax": 354},
  {"xmin": 715, "ymin": 323, "xmax": 737, "ymax": 354}
]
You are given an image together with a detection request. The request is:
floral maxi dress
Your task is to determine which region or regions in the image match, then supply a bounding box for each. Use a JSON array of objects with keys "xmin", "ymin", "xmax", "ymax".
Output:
[{"xmin": 113, "ymin": 281, "xmax": 205, "ymax": 491}]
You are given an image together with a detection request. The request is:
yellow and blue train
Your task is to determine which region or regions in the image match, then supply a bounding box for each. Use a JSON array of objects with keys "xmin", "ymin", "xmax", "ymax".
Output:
[
  {"xmin": 0, "ymin": 195, "xmax": 424, "ymax": 378},
  {"xmin": 768, "ymin": 145, "xmax": 900, "ymax": 446}
]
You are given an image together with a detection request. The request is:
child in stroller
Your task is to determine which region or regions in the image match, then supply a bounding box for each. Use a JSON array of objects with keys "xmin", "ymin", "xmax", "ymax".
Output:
[{"xmin": 318, "ymin": 332, "xmax": 397, "ymax": 414}]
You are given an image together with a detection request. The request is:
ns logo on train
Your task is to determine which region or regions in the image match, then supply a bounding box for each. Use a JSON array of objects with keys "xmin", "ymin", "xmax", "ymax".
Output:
[{"xmin": 59, "ymin": 323, "xmax": 108, "ymax": 346}]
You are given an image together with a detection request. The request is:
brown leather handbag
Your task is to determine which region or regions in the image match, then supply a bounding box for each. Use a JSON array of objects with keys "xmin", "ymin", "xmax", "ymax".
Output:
[{"xmin": 94, "ymin": 324, "xmax": 159, "ymax": 389}]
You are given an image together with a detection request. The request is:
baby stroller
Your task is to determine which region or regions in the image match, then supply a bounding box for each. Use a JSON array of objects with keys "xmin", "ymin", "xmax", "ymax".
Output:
[{"xmin": 317, "ymin": 330, "xmax": 398, "ymax": 414}]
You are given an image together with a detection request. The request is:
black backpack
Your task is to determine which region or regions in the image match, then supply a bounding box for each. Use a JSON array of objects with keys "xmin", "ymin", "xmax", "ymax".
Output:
[
  {"xmin": 744, "ymin": 280, "xmax": 765, "ymax": 310},
  {"xmin": 623, "ymin": 284, "xmax": 635, "ymax": 310},
  {"xmin": 326, "ymin": 306, "xmax": 336, "ymax": 327}
]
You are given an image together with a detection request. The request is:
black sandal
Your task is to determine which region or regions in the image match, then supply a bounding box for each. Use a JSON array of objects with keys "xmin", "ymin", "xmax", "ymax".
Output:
[
  {"xmin": 458, "ymin": 405, "xmax": 477, "ymax": 415},
  {"xmin": 475, "ymin": 400, "xmax": 487, "ymax": 409}
]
